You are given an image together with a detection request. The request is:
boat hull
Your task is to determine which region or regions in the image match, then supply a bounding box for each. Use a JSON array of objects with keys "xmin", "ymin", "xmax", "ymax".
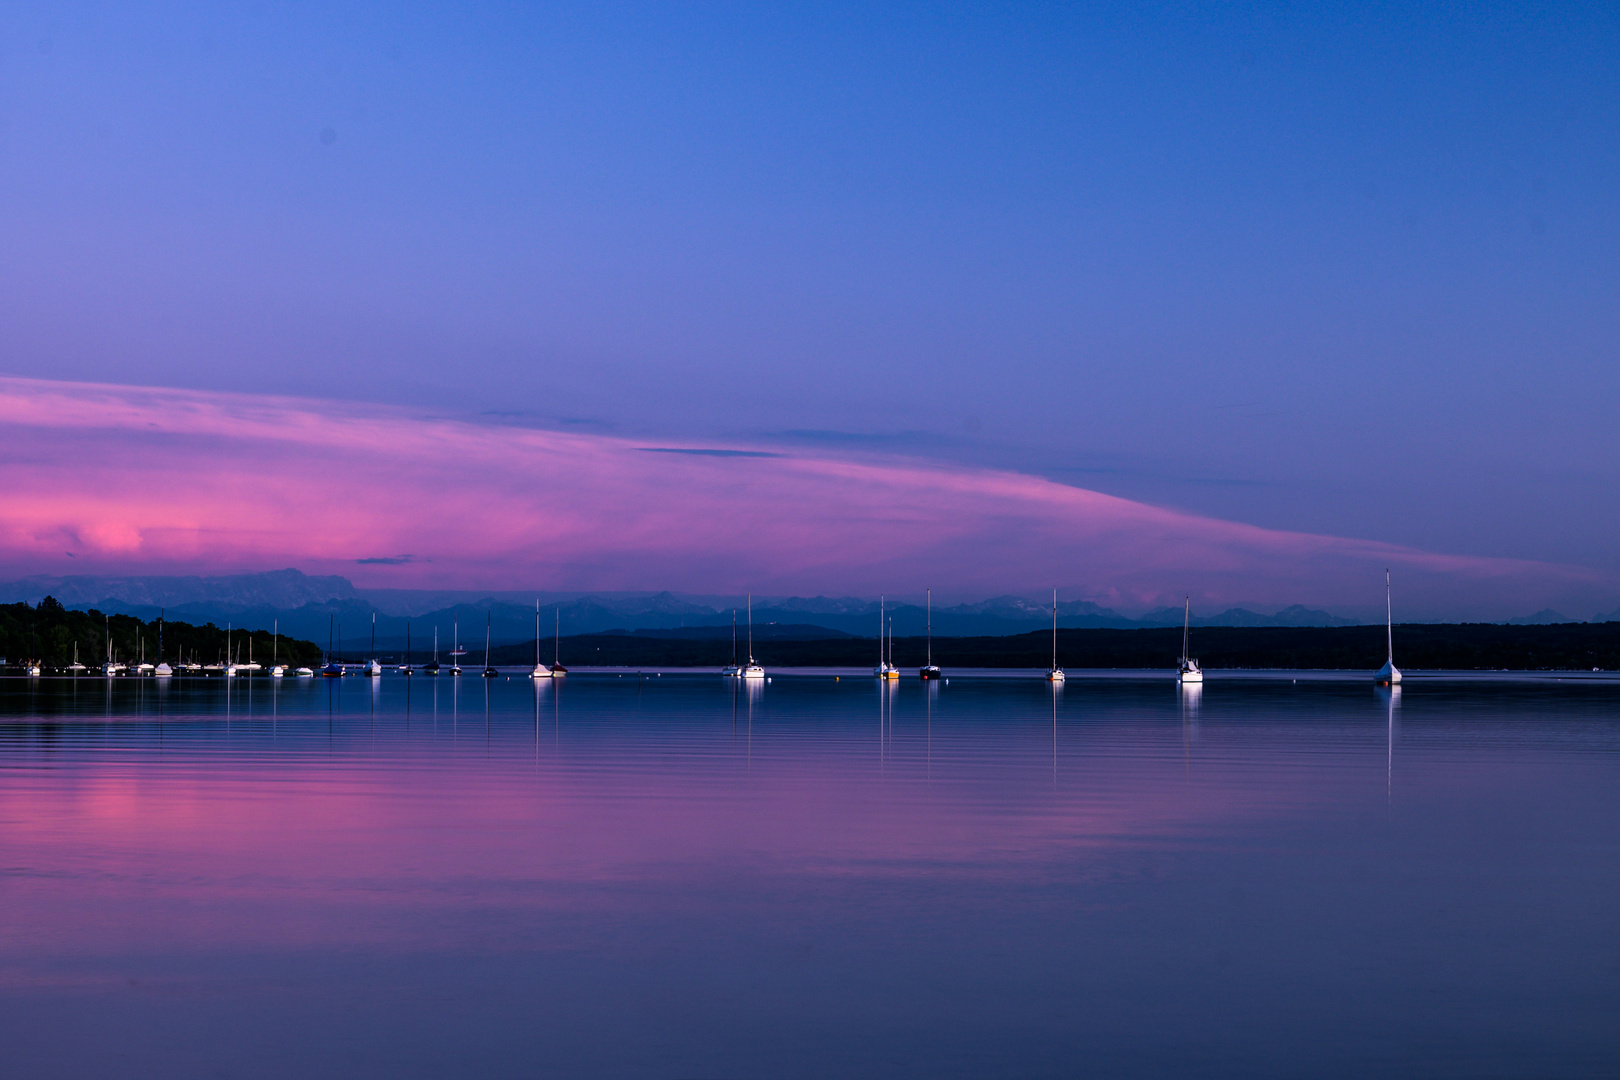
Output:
[{"xmin": 920, "ymin": 666, "xmax": 942, "ymax": 681}]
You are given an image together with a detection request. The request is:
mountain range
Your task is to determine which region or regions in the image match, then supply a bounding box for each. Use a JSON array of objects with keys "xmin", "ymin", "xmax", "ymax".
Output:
[{"xmin": 0, "ymin": 569, "xmax": 1602, "ymax": 647}]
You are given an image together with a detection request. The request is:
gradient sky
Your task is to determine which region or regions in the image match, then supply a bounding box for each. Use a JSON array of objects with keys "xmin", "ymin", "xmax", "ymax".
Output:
[{"xmin": 2, "ymin": 3, "xmax": 1617, "ymax": 612}]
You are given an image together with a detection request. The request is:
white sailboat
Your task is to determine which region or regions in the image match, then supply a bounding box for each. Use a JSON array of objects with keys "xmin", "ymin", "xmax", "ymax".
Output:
[
  {"xmin": 68, "ymin": 641, "xmax": 87, "ymax": 674},
  {"xmin": 875, "ymin": 595, "xmax": 897, "ymax": 678},
  {"xmin": 883, "ymin": 617, "xmax": 899, "ymax": 680},
  {"xmin": 102, "ymin": 615, "xmax": 125, "ymax": 675},
  {"xmin": 364, "ymin": 613, "xmax": 383, "ymax": 676},
  {"xmin": 1046, "ymin": 588, "xmax": 1065, "ymax": 682},
  {"xmin": 449, "ymin": 617, "xmax": 464, "ymax": 676},
  {"xmin": 741, "ymin": 594, "xmax": 765, "ymax": 679},
  {"xmin": 1375, "ymin": 570, "xmax": 1401, "ymax": 685},
  {"xmin": 530, "ymin": 601, "xmax": 551, "ymax": 678},
  {"xmin": 398, "ymin": 622, "xmax": 413, "ymax": 674},
  {"xmin": 155, "ymin": 612, "xmax": 173, "ymax": 676},
  {"xmin": 919, "ymin": 588, "xmax": 941, "ymax": 680},
  {"xmin": 1177, "ymin": 597, "xmax": 1203, "ymax": 684}
]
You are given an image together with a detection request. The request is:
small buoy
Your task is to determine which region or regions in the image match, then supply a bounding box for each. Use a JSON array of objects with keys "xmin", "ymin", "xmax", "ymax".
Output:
[{"xmin": 835, "ymin": 676, "xmax": 839, "ymax": 681}]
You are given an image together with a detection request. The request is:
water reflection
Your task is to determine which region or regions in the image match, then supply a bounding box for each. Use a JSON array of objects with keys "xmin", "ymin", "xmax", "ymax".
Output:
[{"xmin": 0, "ymin": 675, "xmax": 1617, "ymax": 1078}]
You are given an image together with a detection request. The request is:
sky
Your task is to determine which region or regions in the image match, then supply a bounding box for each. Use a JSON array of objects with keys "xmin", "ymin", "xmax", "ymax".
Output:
[{"xmin": 1, "ymin": 2, "xmax": 1617, "ymax": 615}]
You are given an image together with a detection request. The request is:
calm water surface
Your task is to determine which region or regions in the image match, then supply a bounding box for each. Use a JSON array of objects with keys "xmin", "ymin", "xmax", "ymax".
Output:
[{"xmin": 2, "ymin": 671, "xmax": 1618, "ymax": 1078}]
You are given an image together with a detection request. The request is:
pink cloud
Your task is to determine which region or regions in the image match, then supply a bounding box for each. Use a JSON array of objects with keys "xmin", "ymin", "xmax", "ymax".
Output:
[{"xmin": 0, "ymin": 376, "xmax": 1604, "ymax": 614}]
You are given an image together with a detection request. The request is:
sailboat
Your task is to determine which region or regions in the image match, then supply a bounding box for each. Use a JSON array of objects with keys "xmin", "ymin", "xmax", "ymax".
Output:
[
  {"xmin": 721, "ymin": 609, "xmax": 741, "ymax": 677},
  {"xmin": 269, "ymin": 618, "xmax": 284, "ymax": 677},
  {"xmin": 321, "ymin": 616, "xmax": 343, "ymax": 677},
  {"xmin": 741, "ymin": 594, "xmax": 765, "ymax": 680},
  {"xmin": 69, "ymin": 641, "xmax": 87, "ymax": 674},
  {"xmin": 102, "ymin": 615, "xmax": 124, "ymax": 675},
  {"xmin": 481, "ymin": 612, "xmax": 499, "ymax": 677},
  {"xmin": 1177, "ymin": 597, "xmax": 1203, "ymax": 684},
  {"xmin": 364, "ymin": 613, "xmax": 383, "ymax": 676},
  {"xmin": 531, "ymin": 601, "xmax": 551, "ymax": 678},
  {"xmin": 224, "ymin": 624, "xmax": 239, "ymax": 676},
  {"xmin": 548, "ymin": 608, "xmax": 568, "ymax": 677},
  {"xmin": 398, "ymin": 622, "xmax": 413, "ymax": 674},
  {"xmin": 155, "ymin": 612, "xmax": 173, "ymax": 677},
  {"xmin": 875, "ymin": 596, "xmax": 897, "ymax": 678},
  {"xmin": 135, "ymin": 633, "xmax": 154, "ymax": 675},
  {"xmin": 919, "ymin": 588, "xmax": 941, "ymax": 680},
  {"xmin": 425, "ymin": 627, "xmax": 441, "ymax": 675},
  {"xmin": 449, "ymin": 617, "xmax": 464, "ymax": 676},
  {"xmin": 884, "ymin": 617, "xmax": 899, "ymax": 680},
  {"xmin": 1046, "ymin": 588, "xmax": 1066, "ymax": 682},
  {"xmin": 1374, "ymin": 570, "xmax": 1401, "ymax": 685}
]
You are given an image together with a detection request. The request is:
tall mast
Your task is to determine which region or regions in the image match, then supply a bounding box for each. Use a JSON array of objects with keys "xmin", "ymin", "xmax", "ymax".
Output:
[
  {"xmin": 879, "ymin": 595, "xmax": 885, "ymax": 669},
  {"xmin": 888, "ymin": 617, "xmax": 893, "ymax": 667},
  {"xmin": 484, "ymin": 611, "xmax": 491, "ymax": 669},
  {"xmin": 272, "ymin": 619, "xmax": 277, "ymax": 665},
  {"xmin": 1052, "ymin": 588, "xmax": 1059, "ymax": 670},
  {"xmin": 159, "ymin": 610, "xmax": 164, "ymax": 663},
  {"xmin": 554, "ymin": 608, "xmax": 560, "ymax": 666},
  {"xmin": 731, "ymin": 610, "xmax": 737, "ymax": 666},
  {"xmin": 1386, "ymin": 569, "xmax": 1393, "ymax": 664},
  {"xmin": 926, "ymin": 588, "xmax": 932, "ymax": 667},
  {"xmin": 1182, "ymin": 597, "xmax": 1190, "ymax": 665},
  {"xmin": 747, "ymin": 594, "xmax": 754, "ymax": 664},
  {"xmin": 535, "ymin": 600, "xmax": 541, "ymax": 668},
  {"xmin": 371, "ymin": 613, "xmax": 376, "ymax": 660}
]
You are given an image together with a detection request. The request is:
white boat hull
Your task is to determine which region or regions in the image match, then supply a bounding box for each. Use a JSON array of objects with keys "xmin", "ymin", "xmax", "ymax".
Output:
[{"xmin": 1375, "ymin": 660, "xmax": 1401, "ymax": 685}]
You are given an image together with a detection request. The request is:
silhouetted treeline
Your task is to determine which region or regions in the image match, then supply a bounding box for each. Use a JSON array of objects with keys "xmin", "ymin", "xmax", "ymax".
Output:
[
  {"xmin": 0, "ymin": 597, "xmax": 322, "ymax": 669},
  {"xmin": 485, "ymin": 623, "xmax": 1620, "ymax": 671}
]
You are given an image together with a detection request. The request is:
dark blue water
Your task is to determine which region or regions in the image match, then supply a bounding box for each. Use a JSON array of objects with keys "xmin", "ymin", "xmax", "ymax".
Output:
[{"xmin": 1, "ymin": 671, "xmax": 1617, "ymax": 1078}]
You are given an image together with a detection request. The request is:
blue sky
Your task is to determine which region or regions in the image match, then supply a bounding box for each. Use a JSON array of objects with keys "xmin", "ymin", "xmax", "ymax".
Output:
[{"xmin": 2, "ymin": 2, "xmax": 1617, "ymax": 607}]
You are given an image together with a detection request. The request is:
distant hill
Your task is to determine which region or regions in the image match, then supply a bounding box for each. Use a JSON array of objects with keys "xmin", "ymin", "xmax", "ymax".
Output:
[{"xmin": 0, "ymin": 597, "xmax": 322, "ymax": 669}]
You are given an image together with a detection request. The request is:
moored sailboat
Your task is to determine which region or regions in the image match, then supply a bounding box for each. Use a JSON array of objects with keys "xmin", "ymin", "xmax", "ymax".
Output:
[
  {"xmin": 1046, "ymin": 588, "xmax": 1065, "ymax": 682},
  {"xmin": 875, "ymin": 595, "xmax": 897, "ymax": 678},
  {"xmin": 1177, "ymin": 597, "xmax": 1203, "ymax": 684},
  {"xmin": 548, "ymin": 608, "xmax": 568, "ymax": 677},
  {"xmin": 919, "ymin": 588, "xmax": 941, "ymax": 680},
  {"xmin": 1374, "ymin": 570, "xmax": 1401, "ymax": 685},
  {"xmin": 741, "ymin": 594, "xmax": 765, "ymax": 680},
  {"xmin": 481, "ymin": 612, "xmax": 499, "ymax": 677}
]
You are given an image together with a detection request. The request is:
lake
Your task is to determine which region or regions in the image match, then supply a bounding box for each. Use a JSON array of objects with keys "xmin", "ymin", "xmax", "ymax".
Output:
[{"xmin": 2, "ymin": 670, "xmax": 1618, "ymax": 1078}]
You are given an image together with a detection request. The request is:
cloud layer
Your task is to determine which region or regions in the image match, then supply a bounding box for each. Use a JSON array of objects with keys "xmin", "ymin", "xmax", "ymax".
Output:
[{"xmin": 0, "ymin": 377, "xmax": 1604, "ymax": 616}]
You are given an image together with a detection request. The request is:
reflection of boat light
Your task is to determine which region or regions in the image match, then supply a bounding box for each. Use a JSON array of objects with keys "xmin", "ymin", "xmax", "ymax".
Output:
[
  {"xmin": 1375, "ymin": 570, "xmax": 1401, "ymax": 685},
  {"xmin": 1177, "ymin": 597, "xmax": 1203, "ymax": 684}
]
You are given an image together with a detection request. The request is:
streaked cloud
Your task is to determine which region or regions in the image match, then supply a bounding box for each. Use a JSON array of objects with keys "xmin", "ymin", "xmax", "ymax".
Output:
[{"xmin": 0, "ymin": 377, "xmax": 1604, "ymax": 616}]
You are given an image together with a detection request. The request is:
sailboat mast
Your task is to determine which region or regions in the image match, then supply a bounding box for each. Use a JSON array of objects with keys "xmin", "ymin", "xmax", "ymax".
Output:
[
  {"xmin": 731, "ymin": 610, "xmax": 737, "ymax": 667},
  {"xmin": 926, "ymin": 588, "xmax": 932, "ymax": 667},
  {"xmin": 371, "ymin": 613, "xmax": 376, "ymax": 660},
  {"xmin": 1386, "ymin": 569, "xmax": 1394, "ymax": 663},
  {"xmin": 535, "ymin": 601, "xmax": 540, "ymax": 668},
  {"xmin": 747, "ymin": 594, "xmax": 754, "ymax": 664},
  {"xmin": 1182, "ymin": 597, "xmax": 1190, "ymax": 664},
  {"xmin": 879, "ymin": 595, "xmax": 885, "ymax": 669},
  {"xmin": 272, "ymin": 619, "xmax": 277, "ymax": 665},
  {"xmin": 484, "ymin": 611, "xmax": 491, "ymax": 669},
  {"xmin": 554, "ymin": 608, "xmax": 560, "ymax": 666},
  {"xmin": 1052, "ymin": 588, "xmax": 1058, "ymax": 670}
]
